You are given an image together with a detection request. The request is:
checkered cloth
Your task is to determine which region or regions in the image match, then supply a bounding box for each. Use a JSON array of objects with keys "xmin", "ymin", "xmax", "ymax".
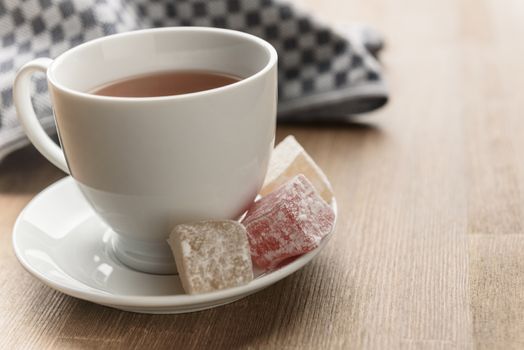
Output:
[{"xmin": 0, "ymin": 0, "xmax": 387, "ymax": 161}]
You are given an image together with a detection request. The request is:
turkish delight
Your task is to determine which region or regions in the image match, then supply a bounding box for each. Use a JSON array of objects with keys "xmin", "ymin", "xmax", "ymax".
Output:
[
  {"xmin": 242, "ymin": 174, "xmax": 335, "ymax": 270},
  {"xmin": 261, "ymin": 135, "xmax": 334, "ymax": 203},
  {"xmin": 168, "ymin": 220, "xmax": 253, "ymax": 294}
]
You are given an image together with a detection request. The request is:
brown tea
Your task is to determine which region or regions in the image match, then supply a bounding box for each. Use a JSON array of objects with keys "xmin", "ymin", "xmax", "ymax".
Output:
[{"xmin": 91, "ymin": 70, "xmax": 241, "ymax": 97}]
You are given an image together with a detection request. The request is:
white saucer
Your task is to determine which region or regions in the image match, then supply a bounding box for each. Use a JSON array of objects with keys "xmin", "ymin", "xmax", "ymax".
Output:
[{"xmin": 12, "ymin": 177, "xmax": 337, "ymax": 314}]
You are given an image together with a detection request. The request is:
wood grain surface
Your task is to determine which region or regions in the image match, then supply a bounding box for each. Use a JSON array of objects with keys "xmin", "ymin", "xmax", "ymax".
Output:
[{"xmin": 1, "ymin": 0, "xmax": 524, "ymax": 348}]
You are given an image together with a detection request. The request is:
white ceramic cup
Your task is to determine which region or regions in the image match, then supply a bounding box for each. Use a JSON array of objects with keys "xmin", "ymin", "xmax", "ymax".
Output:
[{"xmin": 14, "ymin": 27, "xmax": 278, "ymax": 274}]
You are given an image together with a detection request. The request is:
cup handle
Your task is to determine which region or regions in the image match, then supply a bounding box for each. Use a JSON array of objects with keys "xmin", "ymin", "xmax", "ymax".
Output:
[{"xmin": 13, "ymin": 58, "xmax": 69, "ymax": 174}]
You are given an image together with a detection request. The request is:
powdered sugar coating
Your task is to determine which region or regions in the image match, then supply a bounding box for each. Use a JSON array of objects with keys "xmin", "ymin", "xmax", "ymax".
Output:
[
  {"xmin": 242, "ymin": 174, "xmax": 335, "ymax": 270},
  {"xmin": 167, "ymin": 220, "xmax": 253, "ymax": 294}
]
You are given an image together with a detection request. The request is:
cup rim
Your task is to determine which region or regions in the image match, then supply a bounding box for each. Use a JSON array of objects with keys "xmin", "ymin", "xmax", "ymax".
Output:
[{"xmin": 47, "ymin": 27, "xmax": 278, "ymax": 102}]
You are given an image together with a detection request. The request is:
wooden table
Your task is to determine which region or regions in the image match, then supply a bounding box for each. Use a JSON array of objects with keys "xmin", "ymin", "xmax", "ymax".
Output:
[{"xmin": 2, "ymin": 0, "xmax": 524, "ymax": 348}]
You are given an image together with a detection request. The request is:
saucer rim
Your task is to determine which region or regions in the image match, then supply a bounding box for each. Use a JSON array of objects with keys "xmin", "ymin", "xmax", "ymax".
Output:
[{"xmin": 12, "ymin": 176, "xmax": 337, "ymax": 308}]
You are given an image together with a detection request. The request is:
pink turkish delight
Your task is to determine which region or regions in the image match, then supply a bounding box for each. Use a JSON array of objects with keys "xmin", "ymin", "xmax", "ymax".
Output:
[{"xmin": 242, "ymin": 174, "xmax": 335, "ymax": 270}]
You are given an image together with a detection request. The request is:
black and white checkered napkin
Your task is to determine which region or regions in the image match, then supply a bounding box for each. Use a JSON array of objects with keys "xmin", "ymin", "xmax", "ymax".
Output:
[{"xmin": 0, "ymin": 0, "xmax": 388, "ymax": 160}]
